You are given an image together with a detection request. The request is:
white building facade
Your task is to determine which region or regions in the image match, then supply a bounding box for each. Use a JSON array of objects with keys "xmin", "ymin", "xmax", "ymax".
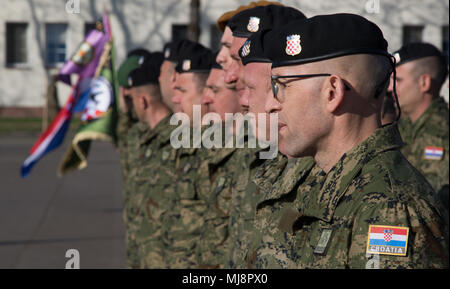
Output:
[{"xmin": 0, "ymin": 0, "xmax": 448, "ymax": 116}]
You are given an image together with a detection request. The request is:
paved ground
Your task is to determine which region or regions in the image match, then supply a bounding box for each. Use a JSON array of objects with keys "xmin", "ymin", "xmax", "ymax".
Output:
[{"xmin": 0, "ymin": 132, "xmax": 126, "ymax": 268}]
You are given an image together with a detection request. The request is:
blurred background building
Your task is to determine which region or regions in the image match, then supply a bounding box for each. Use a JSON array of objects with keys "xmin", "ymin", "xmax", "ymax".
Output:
[{"xmin": 0, "ymin": 0, "xmax": 448, "ymax": 117}]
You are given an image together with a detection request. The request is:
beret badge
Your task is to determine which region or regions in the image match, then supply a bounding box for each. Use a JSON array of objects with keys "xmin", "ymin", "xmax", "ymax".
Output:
[
  {"xmin": 285, "ymin": 34, "xmax": 301, "ymax": 56},
  {"xmin": 393, "ymin": 52, "xmax": 401, "ymax": 64},
  {"xmin": 247, "ymin": 16, "xmax": 260, "ymax": 33},
  {"xmin": 241, "ymin": 40, "xmax": 251, "ymax": 58},
  {"xmin": 182, "ymin": 59, "xmax": 191, "ymax": 71},
  {"xmin": 164, "ymin": 48, "xmax": 171, "ymax": 59},
  {"xmin": 128, "ymin": 76, "xmax": 133, "ymax": 87}
]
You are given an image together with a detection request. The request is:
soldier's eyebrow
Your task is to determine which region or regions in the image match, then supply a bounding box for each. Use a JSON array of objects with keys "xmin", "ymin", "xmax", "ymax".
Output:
[{"xmin": 221, "ymin": 41, "xmax": 232, "ymax": 48}]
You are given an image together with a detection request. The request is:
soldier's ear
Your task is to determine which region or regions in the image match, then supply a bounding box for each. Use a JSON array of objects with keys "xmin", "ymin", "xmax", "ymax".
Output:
[
  {"xmin": 418, "ymin": 74, "xmax": 432, "ymax": 93},
  {"xmin": 325, "ymin": 75, "xmax": 346, "ymax": 114}
]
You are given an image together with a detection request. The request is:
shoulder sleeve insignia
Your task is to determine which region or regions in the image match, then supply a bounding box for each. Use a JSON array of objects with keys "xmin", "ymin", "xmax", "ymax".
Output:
[
  {"xmin": 424, "ymin": 146, "xmax": 444, "ymax": 160},
  {"xmin": 366, "ymin": 225, "xmax": 409, "ymax": 256}
]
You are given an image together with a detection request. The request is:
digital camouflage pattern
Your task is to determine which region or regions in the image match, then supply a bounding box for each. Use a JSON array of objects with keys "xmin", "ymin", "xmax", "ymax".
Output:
[
  {"xmin": 133, "ymin": 113, "xmax": 178, "ymax": 269},
  {"xmin": 246, "ymin": 156, "xmax": 316, "ymax": 268},
  {"xmin": 226, "ymin": 151, "xmax": 288, "ymax": 268},
  {"xmin": 117, "ymin": 110, "xmax": 150, "ymax": 268},
  {"xmin": 398, "ymin": 97, "xmax": 449, "ymax": 207},
  {"xmin": 161, "ymin": 125, "xmax": 211, "ymax": 269},
  {"xmin": 248, "ymin": 123, "xmax": 449, "ymax": 269}
]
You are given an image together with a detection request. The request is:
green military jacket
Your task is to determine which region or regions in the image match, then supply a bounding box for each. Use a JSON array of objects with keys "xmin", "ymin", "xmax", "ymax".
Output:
[
  {"xmin": 249, "ymin": 123, "xmax": 448, "ymax": 269},
  {"xmin": 196, "ymin": 144, "xmax": 253, "ymax": 269},
  {"xmin": 226, "ymin": 151, "xmax": 289, "ymax": 268},
  {"xmin": 132, "ymin": 113, "xmax": 178, "ymax": 269},
  {"xmin": 398, "ymin": 97, "xmax": 449, "ymax": 202},
  {"xmin": 117, "ymin": 112, "xmax": 149, "ymax": 268},
  {"xmin": 161, "ymin": 124, "xmax": 211, "ymax": 268}
]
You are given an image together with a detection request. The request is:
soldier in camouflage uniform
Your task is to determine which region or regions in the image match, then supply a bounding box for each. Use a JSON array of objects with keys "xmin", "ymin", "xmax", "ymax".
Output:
[
  {"xmin": 388, "ymin": 43, "xmax": 449, "ymax": 209},
  {"xmin": 161, "ymin": 40, "xmax": 214, "ymax": 268},
  {"xmin": 248, "ymin": 14, "xmax": 448, "ymax": 268},
  {"xmin": 222, "ymin": 6, "xmax": 309, "ymax": 269},
  {"xmin": 116, "ymin": 49, "xmax": 152, "ymax": 268}
]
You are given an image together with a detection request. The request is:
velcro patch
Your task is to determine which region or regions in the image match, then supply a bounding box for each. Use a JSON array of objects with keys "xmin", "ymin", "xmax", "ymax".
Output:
[{"xmin": 366, "ymin": 225, "xmax": 409, "ymax": 256}]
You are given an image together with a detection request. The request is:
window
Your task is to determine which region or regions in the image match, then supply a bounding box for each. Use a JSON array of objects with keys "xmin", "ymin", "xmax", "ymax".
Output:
[
  {"xmin": 6, "ymin": 23, "xmax": 28, "ymax": 66},
  {"xmin": 45, "ymin": 23, "xmax": 68, "ymax": 66},
  {"xmin": 210, "ymin": 24, "xmax": 222, "ymax": 52},
  {"xmin": 443, "ymin": 26, "xmax": 449, "ymax": 66},
  {"xmin": 84, "ymin": 22, "xmax": 97, "ymax": 36},
  {"xmin": 172, "ymin": 24, "xmax": 188, "ymax": 43},
  {"xmin": 402, "ymin": 25, "xmax": 424, "ymax": 45}
]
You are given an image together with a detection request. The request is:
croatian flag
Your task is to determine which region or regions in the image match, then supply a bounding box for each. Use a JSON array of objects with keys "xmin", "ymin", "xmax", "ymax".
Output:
[
  {"xmin": 21, "ymin": 15, "xmax": 110, "ymax": 177},
  {"xmin": 20, "ymin": 94, "xmax": 75, "ymax": 177},
  {"xmin": 366, "ymin": 225, "xmax": 409, "ymax": 256},
  {"xmin": 424, "ymin": 146, "xmax": 444, "ymax": 160}
]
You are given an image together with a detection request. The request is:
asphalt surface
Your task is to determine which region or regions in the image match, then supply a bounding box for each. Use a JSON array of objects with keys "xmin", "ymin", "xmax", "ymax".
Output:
[{"xmin": 0, "ymin": 132, "xmax": 126, "ymax": 269}]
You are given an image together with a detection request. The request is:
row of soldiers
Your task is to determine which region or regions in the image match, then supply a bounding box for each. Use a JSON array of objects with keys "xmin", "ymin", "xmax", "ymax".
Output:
[{"xmin": 116, "ymin": 1, "xmax": 449, "ymax": 269}]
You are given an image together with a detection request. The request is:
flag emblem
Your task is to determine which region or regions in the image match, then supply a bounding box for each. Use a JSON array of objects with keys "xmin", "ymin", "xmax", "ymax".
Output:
[
  {"xmin": 247, "ymin": 17, "xmax": 260, "ymax": 33},
  {"xmin": 424, "ymin": 146, "xmax": 444, "ymax": 160},
  {"xmin": 182, "ymin": 59, "xmax": 191, "ymax": 71},
  {"xmin": 286, "ymin": 34, "xmax": 301, "ymax": 56},
  {"xmin": 240, "ymin": 40, "xmax": 251, "ymax": 58},
  {"xmin": 72, "ymin": 42, "xmax": 94, "ymax": 66},
  {"xmin": 366, "ymin": 225, "xmax": 409, "ymax": 256}
]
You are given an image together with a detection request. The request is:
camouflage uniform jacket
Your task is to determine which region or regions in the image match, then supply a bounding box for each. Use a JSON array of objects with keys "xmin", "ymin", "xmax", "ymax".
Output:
[
  {"xmin": 196, "ymin": 140, "xmax": 255, "ymax": 269},
  {"xmin": 225, "ymin": 151, "xmax": 289, "ymax": 268},
  {"xmin": 119, "ymin": 117, "xmax": 150, "ymax": 268},
  {"xmin": 161, "ymin": 126, "xmax": 212, "ymax": 268},
  {"xmin": 398, "ymin": 97, "xmax": 449, "ymax": 205},
  {"xmin": 132, "ymin": 113, "xmax": 178, "ymax": 268},
  {"xmin": 249, "ymin": 123, "xmax": 448, "ymax": 269}
]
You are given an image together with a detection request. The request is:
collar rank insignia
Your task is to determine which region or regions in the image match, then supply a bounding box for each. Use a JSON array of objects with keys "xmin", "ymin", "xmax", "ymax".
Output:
[
  {"xmin": 247, "ymin": 16, "xmax": 260, "ymax": 33},
  {"xmin": 241, "ymin": 40, "xmax": 251, "ymax": 58},
  {"xmin": 366, "ymin": 225, "xmax": 409, "ymax": 256},
  {"xmin": 424, "ymin": 146, "xmax": 444, "ymax": 160},
  {"xmin": 182, "ymin": 59, "xmax": 191, "ymax": 71},
  {"xmin": 286, "ymin": 34, "xmax": 301, "ymax": 56}
]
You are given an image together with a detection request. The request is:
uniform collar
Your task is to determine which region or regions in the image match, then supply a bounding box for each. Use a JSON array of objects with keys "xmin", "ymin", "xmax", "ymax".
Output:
[
  {"xmin": 139, "ymin": 113, "xmax": 173, "ymax": 145},
  {"xmin": 298, "ymin": 123, "xmax": 404, "ymax": 222},
  {"xmin": 261, "ymin": 156, "xmax": 316, "ymax": 201},
  {"xmin": 409, "ymin": 97, "xmax": 448, "ymax": 139}
]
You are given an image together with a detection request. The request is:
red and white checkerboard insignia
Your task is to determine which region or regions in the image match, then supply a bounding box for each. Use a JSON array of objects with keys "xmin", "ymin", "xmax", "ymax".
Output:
[
  {"xmin": 285, "ymin": 34, "xmax": 301, "ymax": 56},
  {"xmin": 247, "ymin": 17, "xmax": 260, "ymax": 33},
  {"xmin": 182, "ymin": 59, "xmax": 191, "ymax": 71},
  {"xmin": 383, "ymin": 229, "xmax": 394, "ymax": 242}
]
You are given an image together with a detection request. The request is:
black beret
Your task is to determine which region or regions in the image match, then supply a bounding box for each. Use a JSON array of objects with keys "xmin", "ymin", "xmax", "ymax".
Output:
[
  {"xmin": 211, "ymin": 51, "xmax": 222, "ymax": 70},
  {"xmin": 393, "ymin": 42, "xmax": 446, "ymax": 66},
  {"xmin": 175, "ymin": 40, "xmax": 213, "ymax": 73},
  {"xmin": 239, "ymin": 31, "xmax": 271, "ymax": 65},
  {"xmin": 228, "ymin": 5, "xmax": 307, "ymax": 38},
  {"xmin": 163, "ymin": 39, "xmax": 192, "ymax": 63},
  {"xmin": 263, "ymin": 13, "xmax": 390, "ymax": 68},
  {"xmin": 128, "ymin": 52, "xmax": 164, "ymax": 87}
]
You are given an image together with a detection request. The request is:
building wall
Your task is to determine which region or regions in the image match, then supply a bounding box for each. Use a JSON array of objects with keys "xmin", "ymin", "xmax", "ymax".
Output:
[{"xmin": 0, "ymin": 0, "xmax": 448, "ymax": 112}]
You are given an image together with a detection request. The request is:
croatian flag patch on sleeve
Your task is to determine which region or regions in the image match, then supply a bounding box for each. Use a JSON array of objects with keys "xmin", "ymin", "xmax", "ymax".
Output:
[
  {"xmin": 424, "ymin": 146, "xmax": 444, "ymax": 160},
  {"xmin": 366, "ymin": 225, "xmax": 409, "ymax": 256}
]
